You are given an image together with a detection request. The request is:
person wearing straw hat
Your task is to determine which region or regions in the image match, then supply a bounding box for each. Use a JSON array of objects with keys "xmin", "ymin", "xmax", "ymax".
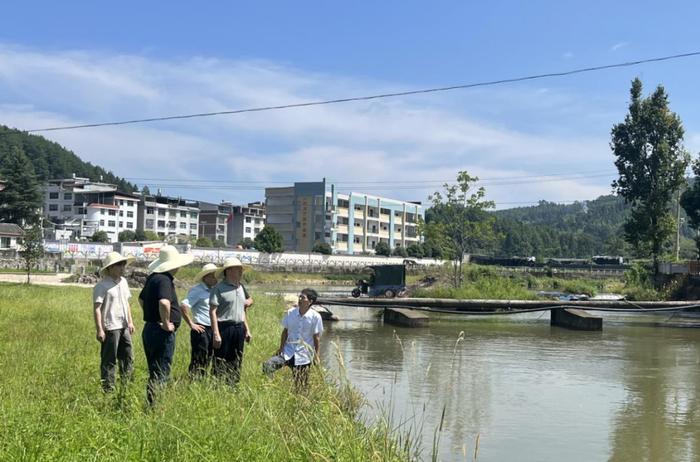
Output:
[
  {"xmin": 181, "ymin": 263, "xmax": 219, "ymax": 377},
  {"xmin": 138, "ymin": 245, "xmax": 194, "ymax": 405},
  {"xmin": 92, "ymin": 251, "xmax": 136, "ymax": 392},
  {"xmin": 209, "ymin": 257, "xmax": 253, "ymax": 385}
]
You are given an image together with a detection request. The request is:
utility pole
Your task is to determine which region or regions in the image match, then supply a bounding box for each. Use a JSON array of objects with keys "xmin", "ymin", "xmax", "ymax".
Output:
[{"xmin": 676, "ymin": 188, "xmax": 682, "ymax": 261}]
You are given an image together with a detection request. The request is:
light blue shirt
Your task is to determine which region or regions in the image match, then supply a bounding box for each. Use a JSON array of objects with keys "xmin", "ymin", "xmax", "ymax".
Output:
[
  {"xmin": 281, "ymin": 306, "xmax": 324, "ymax": 366},
  {"xmin": 182, "ymin": 282, "xmax": 212, "ymax": 326}
]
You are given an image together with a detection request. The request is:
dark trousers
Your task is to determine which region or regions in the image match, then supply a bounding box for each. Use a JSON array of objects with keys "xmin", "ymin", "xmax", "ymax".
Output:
[
  {"xmin": 189, "ymin": 325, "xmax": 213, "ymax": 377},
  {"xmin": 142, "ymin": 322, "xmax": 176, "ymax": 405},
  {"xmin": 100, "ymin": 327, "xmax": 134, "ymax": 391},
  {"xmin": 213, "ymin": 321, "xmax": 245, "ymax": 385}
]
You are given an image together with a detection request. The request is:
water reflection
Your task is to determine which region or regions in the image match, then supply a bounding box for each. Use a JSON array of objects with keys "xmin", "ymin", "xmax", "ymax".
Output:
[{"xmin": 321, "ymin": 314, "xmax": 700, "ymax": 462}]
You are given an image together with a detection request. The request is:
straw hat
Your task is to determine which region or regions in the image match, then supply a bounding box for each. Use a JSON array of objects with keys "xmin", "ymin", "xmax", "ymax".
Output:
[
  {"xmin": 100, "ymin": 252, "xmax": 135, "ymax": 276},
  {"xmin": 148, "ymin": 245, "xmax": 194, "ymax": 273},
  {"xmin": 194, "ymin": 263, "xmax": 218, "ymax": 283},
  {"xmin": 215, "ymin": 256, "xmax": 243, "ymax": 278}
]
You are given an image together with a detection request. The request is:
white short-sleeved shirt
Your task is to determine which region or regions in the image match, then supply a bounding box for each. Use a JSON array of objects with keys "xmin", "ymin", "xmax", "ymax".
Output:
[
  {"xmin": 281, "ymin": 306, "xmax": 324, "ymax": 366},
  {"xmin": 182, "ymin": 282, "xmax": 212, "ymax": 326},
  {"xmin": 93, "ymin": 276, "xmax": 131, "ymax": 331}
]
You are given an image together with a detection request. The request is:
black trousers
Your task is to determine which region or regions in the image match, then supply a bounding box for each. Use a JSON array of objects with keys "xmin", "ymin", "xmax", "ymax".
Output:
[
  {"xmin": 189, "ymin": 325, "xmax": 213, "ymax": 377},
  {"xmin": 213, "ymin": 321, "xmax": 245, "ymax": 385},
  {"xmin": 142, "ymin": 322, "xmax": 177, "ymax": 405}
]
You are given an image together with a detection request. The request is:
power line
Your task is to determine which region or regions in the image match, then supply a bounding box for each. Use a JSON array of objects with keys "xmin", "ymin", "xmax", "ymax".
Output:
[{"xmin": 17, "ymin": 51, "xmax": 700, "ymax": 133}]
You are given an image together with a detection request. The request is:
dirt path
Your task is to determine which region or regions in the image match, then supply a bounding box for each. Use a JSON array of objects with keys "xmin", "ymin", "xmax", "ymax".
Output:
[{"xmin": 0, "ymin": 273, "xmax": 89, "ymax": 287}]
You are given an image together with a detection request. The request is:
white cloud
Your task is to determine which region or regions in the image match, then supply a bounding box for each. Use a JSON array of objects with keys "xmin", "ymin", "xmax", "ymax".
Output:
[
  {"xmin": 0, "ymin": 43, "xmax": 616, "ymax": 208},
  {"xmin": 610, "ymin": 42, "xmax": 629, "ymax": 52}
]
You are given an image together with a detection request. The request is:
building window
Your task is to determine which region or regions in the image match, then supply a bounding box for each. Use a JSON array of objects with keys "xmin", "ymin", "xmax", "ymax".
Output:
[
  {"xmin": 147, "ymin": 207, "xmax": 155, "ymax": 214},
  {"xmin": 190, "ymin": 212, "xmax": 198, "ymax": 219},
  {"xmin": 255, "ymin": 218, "xmax": 261, "ymax": 224},
  {"xmin": 180, "ymin": 211, "xmax": 187, "ymax": 218},
  {"xmin": 119, "ymin": 211, "xmax": 124, "ymax": 217},
  {"xmin": 380, "ymin": 208, "xmax": 390, "ymax": 215},
  {"xmin": 63, "ymin": 204, "xmax": 72, "ymax": 212},
  {"xmin": 100, "ymin": 220, "xmax": 105, "ymax": 226},
  {"xmin": 245, "ymin": 227, "xmax": 251, "ymax": 233},
  {"xmin": 158, "ymin": 210, "xmax": 165, "ymax": 217},
  {"xmin": 64, "ymin": 193, "xmax": 72, "ymax": 200},
  {"xmin": 49, "ymin": 192, "xmax": 59, "ymax": 199},
  {"xmin": 119, "ymin": 200, "xmax": 125, "ymax": 205},
  {"xmin": 127, "ymin": 201, "xmax": 134, "ymax": 207},
  {"xmin": 157, "ymin": 220, "xmax": 165, "ymax": 228},
  {"xmin": 146, "ymin": 219, "xmax": 155, "ymax": 228},
  {"xmin": 127, "ymin": 211, "xmax": 134, "ymax": 218},
  {"xmin": 180, "ymin": 223, "xmax": 186, "ymax": 229},
  {"xmin": 169, "ymin": 211, "xmax": 176, "ymax": 218},
  {"xmin": 254, "ymin": 228, "xmax": 260, "ymax": 234},
  {"xmin": 108, "ymin": 220, "xmax": 116, "ymax": 227},
  {"xmin": 126, "ymin": 222, "xmax": 133, "ymax": 229},
  {"xmin": 190, "ymin": 223, "xmax": 197, "ymax": 229},
  {"xmin": 245, "ymin": 217, "xmax": 251, "ymax": 223},
  {"xmin": 108, "ymin": 210, "xmax": 116, "ymax": 216},
  {"xmin": 354, "ymin": 237, "xmax": 360, "ymax": 244},
  {"xmin": 100, "ymin": 209, "xmax": 105, "ymax": 215},
  {"xmin": 49, "ymin": 204, "xmax": 58, "ymax": 211}
]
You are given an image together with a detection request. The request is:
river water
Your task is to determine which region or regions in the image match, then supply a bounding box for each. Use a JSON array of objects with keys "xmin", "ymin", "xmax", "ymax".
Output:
[{"xmin": 319, "ymin": 307, "xmax": 700, "ymax": 462}]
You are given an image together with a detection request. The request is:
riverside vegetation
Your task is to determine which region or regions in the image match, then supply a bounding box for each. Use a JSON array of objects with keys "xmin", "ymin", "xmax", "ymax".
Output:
[{"xmin": 0, "ymin": 283, "xmax": 409, "ymax": 461}]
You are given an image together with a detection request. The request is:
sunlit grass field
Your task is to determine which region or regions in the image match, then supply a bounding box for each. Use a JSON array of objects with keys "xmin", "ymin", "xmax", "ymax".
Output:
[{"xmin": 0, "ymin": 283, "xmax": 407, "ymax": 461}]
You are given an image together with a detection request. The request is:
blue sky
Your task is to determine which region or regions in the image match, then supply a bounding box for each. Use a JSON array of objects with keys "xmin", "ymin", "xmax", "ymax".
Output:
[{"xmin": 1, "ymin": 1, "xmax": 699, "ymax": 208}]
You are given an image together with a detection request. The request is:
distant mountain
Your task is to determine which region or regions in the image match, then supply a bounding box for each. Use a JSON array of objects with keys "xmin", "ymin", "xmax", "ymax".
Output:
[
  {"xmin": 491, "ymin": 194, "xmax": 697, "ymax": 259},
  {"xmin": 0, "ymin": 125, "xmax": 135, "ymax": 192}
]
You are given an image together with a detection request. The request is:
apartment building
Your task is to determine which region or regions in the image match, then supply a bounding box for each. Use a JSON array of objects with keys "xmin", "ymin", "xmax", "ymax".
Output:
[
  {"xmin": 43, "ymin": 177, "xmax": 139, "ymax": 242},
  {"xmin": 228, "ymin": 201, "xmax": 265, "ymax": 245},
  {"xmin": 198, "ymin": 201, "xmax": 232, "ymax": 244},
  {"xmin": 265, "ymin": 179, "xmax": 423, "ymax": 254},
  {"xmin": 137, "ymin": 194, "xmax": 199, "ymax": 239}
]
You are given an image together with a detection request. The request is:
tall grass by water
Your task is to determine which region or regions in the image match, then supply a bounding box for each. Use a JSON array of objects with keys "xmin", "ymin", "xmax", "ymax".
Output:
[{"xmin": 0, "ymin": 283, "xmax": 408, "ymax": 461}]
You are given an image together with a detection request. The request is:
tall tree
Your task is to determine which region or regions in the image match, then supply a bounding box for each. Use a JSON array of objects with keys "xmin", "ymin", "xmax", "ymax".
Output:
[
  {"xmin": 0, "ymin": 146, "xmax": 42, "ymax": 225},
  {"xmin": 19, "ymin": 225, "xmax": 45, "ymax": 283},
  {"xmin": 611, "ymin": 78, "xmax": 689, "ymax": 270},
  {"xmin": 680, "ymin": 174, "xmax": 700, "ymax": 257},
  {"xmin": 254, "ymin": 226, "xmax": 283, "ymax": 253},
  {"xmin": 423, "ymin": 171, "xmax": 497, "ymax": 287}
]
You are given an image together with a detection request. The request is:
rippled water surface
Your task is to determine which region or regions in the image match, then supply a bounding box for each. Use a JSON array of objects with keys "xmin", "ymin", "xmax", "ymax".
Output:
[{"xmin": 320, "ymin": 308, "xmax": 700, "ymax": 461}]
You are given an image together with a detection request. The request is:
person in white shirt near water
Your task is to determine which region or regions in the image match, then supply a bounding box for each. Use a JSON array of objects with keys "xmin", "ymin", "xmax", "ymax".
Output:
[
  {"xmin": 263, "ymin": 288, "xmax": 323, "ymax": 386},
  {"xmin": 92, "ymin": 252, "xmax": 136, "ymax": 392},
  {"xmin": 181, "ymin": 263, "xmax": 219, "ymax": 378}
]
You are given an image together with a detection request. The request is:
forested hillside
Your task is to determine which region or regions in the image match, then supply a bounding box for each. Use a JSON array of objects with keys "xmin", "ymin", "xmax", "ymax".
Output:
[{"xmin": 0, "ymin": 125, "xmax": 135, "ymax": 192}]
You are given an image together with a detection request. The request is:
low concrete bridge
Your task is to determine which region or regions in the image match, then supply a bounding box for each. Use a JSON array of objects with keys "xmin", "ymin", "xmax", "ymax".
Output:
[{"xmin": 317, "ymin": 297, "xmax": 700, "ymax": 330}]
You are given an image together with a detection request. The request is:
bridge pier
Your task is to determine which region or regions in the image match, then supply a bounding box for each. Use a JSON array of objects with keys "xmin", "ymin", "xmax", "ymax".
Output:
[
  {"xmin": 551, "ymin": 308, "xmax": 602, "ymax": 331},
  {"xmin": 383, "ymin": 308, "xmax": 429, "ymax": 327}
]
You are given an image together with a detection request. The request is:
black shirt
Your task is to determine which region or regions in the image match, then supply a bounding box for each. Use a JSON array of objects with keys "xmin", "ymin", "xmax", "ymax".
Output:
[{"xmin": 139, "ymin": 272, "xmax": 181, "ymax": 325}]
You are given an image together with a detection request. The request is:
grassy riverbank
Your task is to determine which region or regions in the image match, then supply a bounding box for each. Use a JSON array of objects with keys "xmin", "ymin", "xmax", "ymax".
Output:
[
  {"xmin": 0, "ymin": 283, "xmax": 408, "ymax": 461},
  {"xmin": 413, "ymin": 264, "xmax": 663, "ymax": 300}
]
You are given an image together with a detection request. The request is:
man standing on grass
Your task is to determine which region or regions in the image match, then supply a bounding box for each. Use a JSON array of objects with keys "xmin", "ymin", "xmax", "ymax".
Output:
[
  {"xmin": 262, "ymin": 288, "xmax": 323, "ymax": 386},
  {"xmin": 209, "ymin": 257, "xmax": 253, "ymax": 385},
  {"xmin": 93, "ymin": 252, "xmax": 136, "ymax": 392},
  {"xmin": 181, "ymin": 263, "xmax": 219, "ymax": 377},
  {"xmin": 138, "ymin": 245, "xmax": 194, "ymax": 405}
]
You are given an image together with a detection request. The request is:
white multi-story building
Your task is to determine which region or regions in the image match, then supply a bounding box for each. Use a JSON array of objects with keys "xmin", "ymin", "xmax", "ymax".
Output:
[
  {"xmin": 43, "ymin": 177, "xmax": 140, "ymax": 242},
  {"xmin": 265, "ymin": 180, "xmax": 423, "ymax": 254},
  {"xmin": 138, "ymin": 194, "xmax": 199, "ymax": 240},
  {"xmin": 229, "ymin": 202, "xmax": 265, "ymax": 245}
]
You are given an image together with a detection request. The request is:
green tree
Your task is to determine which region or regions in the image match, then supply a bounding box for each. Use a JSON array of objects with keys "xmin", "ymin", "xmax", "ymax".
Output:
[
  {"xmin": 406, "ymin": 243, "xmax": 424, "ymax": 258},
  {"xmin": 424, "ymin": 171, "xmax": 497, "ymax": 287},
  {"xmin": 0, "ymin": 146, "xmax": 42, "ymax": 225},
  {"xmin": 196, "ymin": 236, "xmax": 213, "ymax": 248},
  {"xmin": 118, "ymin": 230, "xmax": 136, "ymax": 242},
  {"xmin": 391, "ymin": 246, "xmax": 408, "ymax": 258},
  {"xmin": 312, "ymin": 241, "xmax": 333, "ymax": 255},
  {"xmin": 374, "ymin": 241, "xmax": 390, "ymax": 256},
  {"xmin": 254, "ymin": 226, "xmax": 284, "ymax": 253},
  {"xmin": 143, "ymin": 230, "xmax": 160, "ymax": 241},
  {"xmin": 19, "ymin": 225, "xmax": 45, "ymax": 283},
  {"xmin": 681, "ymin": 174, "xmax": 700, "ymax": 257},
  {"xmin": 238, "ymin": 237, "xmax": 255, "ymax": 249},
  {"xmin": 213, "ymin": 237, "xmax": 227, "ymax": 248},
  {"xmin": 90, "ymin": 231, "xmax": 110, "ymax": 243},
  {"xmin": 612, "ymin": 78, "xmax": 690, "ymax": 270}
]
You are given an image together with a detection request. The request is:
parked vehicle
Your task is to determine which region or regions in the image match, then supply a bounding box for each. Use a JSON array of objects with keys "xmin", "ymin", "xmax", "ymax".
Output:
[{"xmin": 351, "ymin": 264, "xmax": 407, "ymax": 298}]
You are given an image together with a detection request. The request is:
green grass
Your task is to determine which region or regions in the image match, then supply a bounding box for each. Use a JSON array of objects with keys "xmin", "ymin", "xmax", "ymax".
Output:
[{"xmin": 0, "ymin": 283, "xmax": 408, "ymax": 461}]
